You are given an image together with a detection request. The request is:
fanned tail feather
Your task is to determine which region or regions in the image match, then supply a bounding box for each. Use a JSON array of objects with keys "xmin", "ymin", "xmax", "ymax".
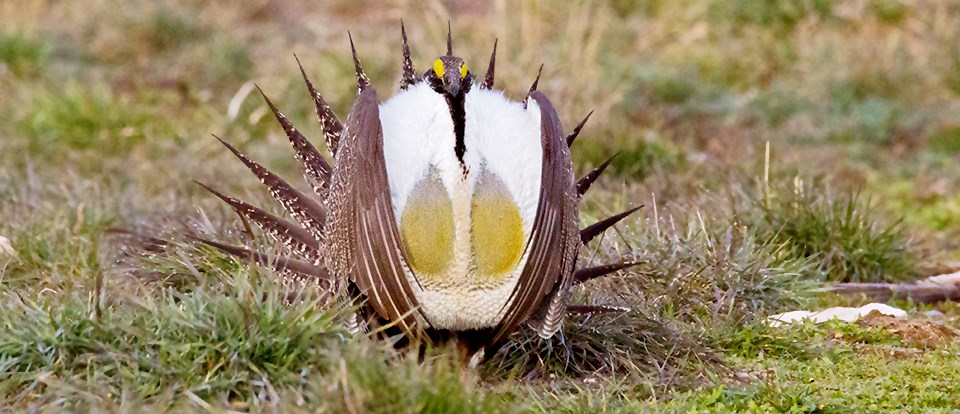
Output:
[
  {"xmin": 573, "ymin": 261, "xmax": 641, "ymax": 285},
  {"xmin": 349, "ymin": 32, "xmax": 371, "ymax": 93},
  {"xmin": 192, "ymin": 236, "xmax": 331, "ymax": 282},
  {"xmin": 195, "ymin": 181, "xmax": 322, "ymax": 262},
  {"xmin": 566, "ymin": 110, "xmax": 594, "ymax": 147},
  {"xmin": 529, "ymin": 64, "xmax": 543, "ymax": 94},
  {"xmin": 482, "ymin": 39, "xmax": 497, "ymax": 89},
  {"xmin": 213, "ymin": 135, "xmax": 327, "ymax": 240},
  {"xmin": 576, "ymin": 153, "xmax": 617, "ymax": 196},
  {"xmin": 446, "ymin": 21, "xmax": 453, "ymax": 55},
  {"xmin": 400, "ymin": 21, "xmax": 418, "ymax": 89},
  {"xmin": 295, "ymin": 55, "xmax": 344, "ymax": 158},
  {"xmin": 566, "ymin": 305, "xmax": 631, "ymax": 314},
  {"xmin": 580, "ymin": 205, "xmax": 643, "ymax": 244},
  {"xmin": 257, "ymin": 86, "xmax": 332, "ymax": 199}
]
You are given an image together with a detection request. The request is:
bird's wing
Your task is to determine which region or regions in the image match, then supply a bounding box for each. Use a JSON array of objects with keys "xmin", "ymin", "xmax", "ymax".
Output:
[
  {"xmin": 325, "ymin": 87, "xmax": 425, "ymax": 337},
  {"xmin": 489, "ymin": 91, "xmax": 579, "ymax": 346}
]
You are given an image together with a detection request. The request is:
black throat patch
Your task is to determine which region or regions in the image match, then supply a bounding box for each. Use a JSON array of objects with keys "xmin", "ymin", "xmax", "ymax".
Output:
[{"xmin": 428, "ymin": 74, "xmax": 472, "ymax": 164}]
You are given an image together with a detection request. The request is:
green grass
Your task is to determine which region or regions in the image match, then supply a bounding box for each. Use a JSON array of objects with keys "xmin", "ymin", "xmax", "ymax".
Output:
[
  {"xmin": 1, "ymin": 0, "xmax": 959, "ymax": 411},
  {"xmin": 0, "ymin": 31, "xmax": 49, "ymax": 77},
  {"xmin": 750, "ymin": 176, "xmax": 917, "ymax": 283}
]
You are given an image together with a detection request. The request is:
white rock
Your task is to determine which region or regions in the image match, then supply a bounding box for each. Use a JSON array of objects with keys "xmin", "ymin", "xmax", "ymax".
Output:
[
  {"xmin": 767, "ymin": 310, "xmax": 814, "ymax": 327},
  {"xmin": 767, "ymin": 303, "xmax": 906, "ymax": 326},
  {"xmin": 856, "ymin": 303, "xmax": 907, "ymax": 318}
]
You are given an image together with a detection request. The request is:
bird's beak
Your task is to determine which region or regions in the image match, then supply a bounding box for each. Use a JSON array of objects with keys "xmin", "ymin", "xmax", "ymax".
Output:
[{"xmin": 445, "ymin": 72, "xmax": 461, "ymax": 97}]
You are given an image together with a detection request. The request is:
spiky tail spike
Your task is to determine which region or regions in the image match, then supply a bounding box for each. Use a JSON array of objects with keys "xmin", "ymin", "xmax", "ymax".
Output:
[
  {"xmin": 295, "ymin": 55, "xmax": 344, "ymax": 158},
  {"xmin": 482, "ymin": 39, "xmax": 497, "ymax": 89},
  {"xmin": 524, "ymin": 64, "xmax": 544, "ymax": 109},
  {"xmin": 400, "ymin": 21, "xmax": 418, "ymax": 89},
  {"xmin": 257, "ymin": 86, "xmax": 332, "ymax": 199},
  {"xmin": 192, "ymin": 236, "xmax": 331, "ymax": 282},
  {"xmin": 580, "ymin": 205, "xmax": 644, "ymax": 244},
  {"xmin": 566, "ymin": 110, "xmax": 595, "ymax": 147},
  {"xmin": 577, "ymin": 153, "xmax": 617, "ymax": 196},
  {"xmin": 529, "ymin": 64, "xmax": 544, "ymax": 94},
  {"xmin": 446, "ymin": 21, "xmax": 453, "ymax": 55},
  {"xmin": 195, "ymin": 181, "xmax": 322, "ymax": 261},
  {"xmin": 566, "ymin": 305, "xmax": 631, "ymax": 314},
  {"xmin": 349, "ymin": 32, "xmax": 371, "ymax": 93},
  {"xmin": 573, "ymin": 261, "xmax": 641, "ymax": 285},
  {"xmin": 213, "ymin": 135, "xmax": 327, "ymax": 241}
]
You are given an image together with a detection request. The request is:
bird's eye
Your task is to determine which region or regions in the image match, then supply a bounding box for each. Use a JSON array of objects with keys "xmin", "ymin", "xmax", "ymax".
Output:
[
  {"xmin": 460, "ymin": 63, "xmax": 468, "ymax": 78},
  {"xmin": 433, "ymin": 59, "xmax": 445, "ymax": 77}
]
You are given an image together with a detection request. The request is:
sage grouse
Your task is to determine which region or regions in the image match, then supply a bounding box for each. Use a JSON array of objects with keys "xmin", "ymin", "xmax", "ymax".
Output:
[{"xmin": 190, "ymin": 25, "xmax": 640, "ymax": 362}]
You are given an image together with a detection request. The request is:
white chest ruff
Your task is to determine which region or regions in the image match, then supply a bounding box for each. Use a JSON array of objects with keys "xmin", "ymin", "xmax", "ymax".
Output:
[{"xmin": 379, "ymin": 84, "xmax": 543, "ymax": 329}]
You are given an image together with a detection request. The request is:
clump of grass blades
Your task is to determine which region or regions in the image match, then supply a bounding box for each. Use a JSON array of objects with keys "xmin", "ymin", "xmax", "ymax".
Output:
[
  {"xmin": 750, "ymin": 175, "xmax": 917, "ymax": 283},
  {"xmin": 0, "ymin": 268, "xmax": 346, "ymax": 407}
]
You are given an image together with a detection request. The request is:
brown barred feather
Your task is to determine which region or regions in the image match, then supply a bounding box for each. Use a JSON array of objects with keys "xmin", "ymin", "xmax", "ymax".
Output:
[
  {"xmin": 194, "ymin": 181, "xmax": 321, "ymax": 262},
  {"xmin": 400, "ymin": 22, "xmax": 418, "ymax": 89},
  {"xmin": 566, "ymin": 305, "xmax": 631, "ymax": 314},
  {"xmin": 295, "ymin": 55, "xmax": 344, "ymax": 158},
  {"xmin": 348, "ymin": 32, "xmax": 371, "ymax": 93},
  {"xmin": 257, "ymin": 87, "xmax": 333, "ymax": 199},
  {"xmin": 213, "ymin": 135, "xmax": 327, "ymax": 241},
  {"xmin": 192, "ymin": 237, "xmax": 331, "ymax": 282},
  {"xmin": 489, "ymin": 90, "xmax": 579, "ymax": 348}
]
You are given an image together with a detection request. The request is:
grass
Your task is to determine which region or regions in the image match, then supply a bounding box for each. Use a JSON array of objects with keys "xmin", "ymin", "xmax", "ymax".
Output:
[
  {"xmin": 0, "ymin": 31, "xmax": 49, "ymax": 76},
  {"xmin": 1, "ymin": 0, "xmax": 958, "ymax": 411}
]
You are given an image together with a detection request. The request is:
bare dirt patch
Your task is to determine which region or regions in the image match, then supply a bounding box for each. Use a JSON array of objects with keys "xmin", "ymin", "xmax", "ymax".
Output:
[{"xmin": 860, "ymin": 311, "xmax": 960, "ymax": 349}]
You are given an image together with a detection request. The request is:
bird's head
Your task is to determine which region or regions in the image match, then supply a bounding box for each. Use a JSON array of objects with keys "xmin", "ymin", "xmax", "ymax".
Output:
[{"xmin": 427, "ymin": 55, "xmax": 472, "ymax": 97}]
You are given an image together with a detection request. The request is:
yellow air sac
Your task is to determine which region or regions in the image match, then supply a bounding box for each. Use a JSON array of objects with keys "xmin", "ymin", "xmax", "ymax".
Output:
[
  {"xmin": 471, "ymin": 173, "xmax": 524, "ymax": 280},
  {"xmin": 400, "ymin": 174, "xmax": 455, "ymax": 277}
]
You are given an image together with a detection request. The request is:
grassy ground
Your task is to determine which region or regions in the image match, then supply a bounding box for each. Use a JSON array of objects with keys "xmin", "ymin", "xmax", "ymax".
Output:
[{"xmin": 2, "ymin": 0, "xmax": 959, "ymax": 411}]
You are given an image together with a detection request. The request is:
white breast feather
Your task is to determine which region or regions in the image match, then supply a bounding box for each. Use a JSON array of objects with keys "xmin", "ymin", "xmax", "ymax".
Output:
[
  {"xmin": 379, "ymin": 83, "xmax": 453, "ymax": 220},
  {"xmin": 463, "ymin": 88, "xmax": 543, "ymax": 234}
]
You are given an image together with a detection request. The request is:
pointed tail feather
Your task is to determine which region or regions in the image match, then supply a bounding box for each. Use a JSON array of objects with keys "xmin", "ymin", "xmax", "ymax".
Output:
[
  {"xmin": 213, "ymin": 135, "xmax": 327, "ymax": 240},
  {"xmin": 106, "ymin": 228, "xmax": 170, "ymax": 253},
  {"xmin": 577, "ymin": 153, "xmax": 617, "ymax": 196},
  {"xmin": 573, "ymin": 261, "xmax": 641, "ymax": 285},
  {"xmin": 566, "ymin": 110, "xmax": 594, "ymax": 147},
  {"xmin": 400, "ymin": 21, "xmax": 418, "ymax": 89},
  {"xmin": 566, "ymin": 305, "xmax": 631, "ymax": 314},
  {"xmin": 195, "ymin": 181, "xmax": 321, "ymax": 261},
  {"xmin": 524, "ymin": 64, "xmax": 544, "ymax": 109},
  {"xmin": 192, "ymin": 236, "xmax": 331, "ymax": 282},
  {"xmin": 295, "ymin": 55, "xmax": 344, "ymax": 158},
  {"xmin": 446, "ymin": 21, "xmax": 453, "ymax": 55},
  {"xmin": 482, "ymin": 39, "xmax": 497, "ymax": 89},
  {"xmin": 580, "ymin": 205, "xmax": 643, "ymax": 244},
  {"xmin": 349, "ymin": 32, "xmax": 371, "ymax": 93},
  {"xmin": 529, "ymin": 64, "xmax": 543, "ymax": 94},
  {"xmin": 257, "ymin": 86, "xmax": 332, "ymax": 200}
]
